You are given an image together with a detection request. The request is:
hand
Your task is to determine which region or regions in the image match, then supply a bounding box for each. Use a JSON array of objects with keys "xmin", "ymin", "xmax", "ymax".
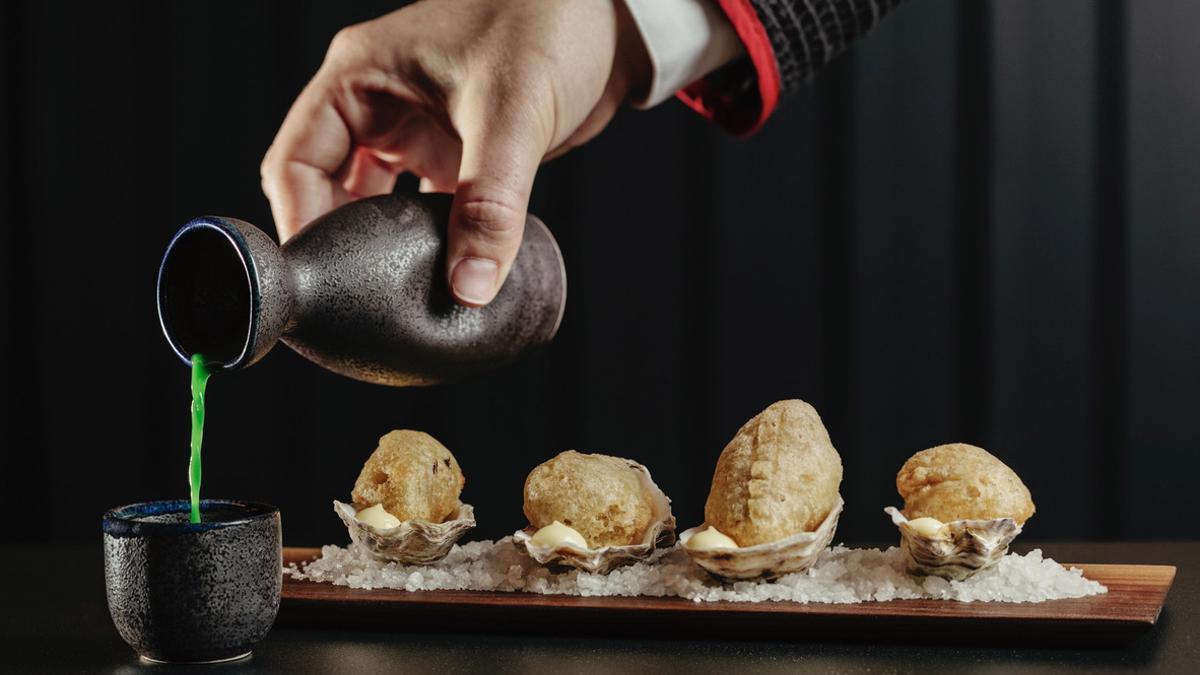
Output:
[{"xmin": 261, "ymin": 0, "xmax": 649, "ymax": 306}]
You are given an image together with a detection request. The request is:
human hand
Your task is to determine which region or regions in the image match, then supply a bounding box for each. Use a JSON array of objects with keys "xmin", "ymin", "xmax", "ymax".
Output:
[{"xmin": 261, "ymin": 0, "xmax": 649, "ymax": 306}]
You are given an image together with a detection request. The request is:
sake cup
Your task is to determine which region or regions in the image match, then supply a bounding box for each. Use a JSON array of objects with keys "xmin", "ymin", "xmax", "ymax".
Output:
[{"xmin": 102, "ymin": 499, "xmax": 281, "ymax": 663}]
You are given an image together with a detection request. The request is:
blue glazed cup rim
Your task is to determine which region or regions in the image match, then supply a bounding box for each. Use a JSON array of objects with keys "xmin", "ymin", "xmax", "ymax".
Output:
[{"xmin": 103, "ymin": 499, "xmax": 278, "ymax": 538}]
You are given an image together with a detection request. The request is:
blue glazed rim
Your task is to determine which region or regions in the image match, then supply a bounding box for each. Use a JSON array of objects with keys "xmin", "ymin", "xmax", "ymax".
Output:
[
  {"xmin": 156, "ymin": 217, "xmax": 262, "ymax": 372},
  {"xmin": 103, "ymin": 499, "xmax": 278, "ymax": 538}
]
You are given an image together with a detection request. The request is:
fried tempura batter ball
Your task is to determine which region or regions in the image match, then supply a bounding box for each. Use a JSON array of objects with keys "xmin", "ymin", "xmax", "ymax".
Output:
[
  {"xmin": 351, "ymin": 430, "xmax": 465, "ymax": 523},
  {"xmin": 523, "ymin": 451, "xmax": 654, "ymax": 548},
  {"xmin": 704, "ymin": 400, "xmax": 843, "ymax": 546},
  {"xmin": 897, "ymin": 443, "xmax": 1035, "ymax": 525}
]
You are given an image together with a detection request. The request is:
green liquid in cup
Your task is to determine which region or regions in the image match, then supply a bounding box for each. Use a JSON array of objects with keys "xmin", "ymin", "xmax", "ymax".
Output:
[{"xmin": 189, "ymin": 354, "xmax": 212, "ymax": 523}]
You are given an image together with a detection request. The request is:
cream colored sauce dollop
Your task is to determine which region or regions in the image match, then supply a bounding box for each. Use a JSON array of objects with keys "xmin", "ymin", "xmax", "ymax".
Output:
[
  {"xmin": 356, "ymin": 504, "xmax": 402, "ymax": 529},
  {"xmin": 906, "ymin": 516, "xmax": 949, "ymax": 538},
  {"xmin": 530, "ymin": 520, "xmax": 588, "ymax": 549},
  {"xmin": 686, "ymin": 526, "xmax": 739, "ymax": 551}
]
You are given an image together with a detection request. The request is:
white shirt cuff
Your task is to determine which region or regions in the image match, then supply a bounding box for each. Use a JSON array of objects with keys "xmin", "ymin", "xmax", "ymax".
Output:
[{"xmin": 623, "ymin": 0, "xmax": 746, "ymax": 109}]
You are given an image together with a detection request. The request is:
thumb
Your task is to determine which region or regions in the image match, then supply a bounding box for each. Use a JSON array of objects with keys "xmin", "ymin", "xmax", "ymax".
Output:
[{"xmin": 447, "ymin": 104, "xmax": 545, "ymax": 307}]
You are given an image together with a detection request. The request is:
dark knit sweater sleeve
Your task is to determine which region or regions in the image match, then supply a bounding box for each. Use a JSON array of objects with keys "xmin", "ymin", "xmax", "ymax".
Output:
[{"xmin": 678, "ymin": 0, "xmax": 906, "ymax": 135}]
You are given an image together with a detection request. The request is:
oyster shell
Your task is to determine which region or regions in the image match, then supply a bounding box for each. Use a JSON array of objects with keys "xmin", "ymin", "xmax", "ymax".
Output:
[
  {"xmin": 681, "ymin": 495, "xmax": 843, "ymax": 581},
  {"xmin": 513, "ymin": 459, "xmax": 676, "ymax": 574},
  {"xmin": 335, "ymin": 500, "xmax": 475, "ymax": 564},
  {"xmin": 885, "ymin": 506, "xmax": 1021, "ymax": 580}
]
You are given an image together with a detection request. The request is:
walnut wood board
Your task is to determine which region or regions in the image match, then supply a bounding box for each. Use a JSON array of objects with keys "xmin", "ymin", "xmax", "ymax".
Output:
[{"xmin": 279, "ymin": 547, "xmax": 1176, "ymax": 645}]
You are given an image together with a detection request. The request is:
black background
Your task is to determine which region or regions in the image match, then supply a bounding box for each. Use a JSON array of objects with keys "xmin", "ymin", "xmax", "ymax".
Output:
[{"xmin": 2, "ymin": 0, "xmax": 1197, "ymax": 547}]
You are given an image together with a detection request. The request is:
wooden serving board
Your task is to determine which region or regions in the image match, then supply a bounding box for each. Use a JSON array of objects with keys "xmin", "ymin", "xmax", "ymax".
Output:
[{"xmin": 278, "ymin": 547, "xmax": 1176, "ymax": 645}]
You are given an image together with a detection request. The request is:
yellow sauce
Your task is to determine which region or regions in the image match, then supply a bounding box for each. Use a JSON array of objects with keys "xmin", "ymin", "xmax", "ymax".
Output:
[
  {"xmin": 531, "ymin": 521, "xmax": 588, "ymax": 549},
  {"xmin": 687, "ymin": 526, "xmax": 739, "ymax": 551},
  {"xmin": 907, "ymin": 516, "xmax": 949, "ymax": 538},
  {"xmin": 356, "ymin": 504, "xmax": 402, "ymax": 529}
]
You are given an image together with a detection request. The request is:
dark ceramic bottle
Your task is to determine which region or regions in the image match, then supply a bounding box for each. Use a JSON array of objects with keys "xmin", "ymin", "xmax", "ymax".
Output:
[{"xmin": 156, "ymin": 193, "xmax": 566, "ymax": 386}]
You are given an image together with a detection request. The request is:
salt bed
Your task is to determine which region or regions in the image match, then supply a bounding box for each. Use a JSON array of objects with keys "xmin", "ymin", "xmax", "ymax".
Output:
[{"xmin": 285, "ymin": 539, "xmax": 1106, "ymax": 604}]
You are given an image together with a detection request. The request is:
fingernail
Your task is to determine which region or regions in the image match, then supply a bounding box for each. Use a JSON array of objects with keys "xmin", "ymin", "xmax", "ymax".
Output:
[{"xmin": 451, "ymin": 257, "xmax": 499, "ymax": 305}]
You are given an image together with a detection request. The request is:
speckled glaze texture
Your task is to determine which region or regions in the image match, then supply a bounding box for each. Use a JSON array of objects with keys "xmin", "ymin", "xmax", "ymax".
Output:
[
  {"xmin": 102, "ymin": 500, "xmax": 282, "ymax": 663},
  {"xmin": 157, "ymin": 193, "xmax": 566, "ymax": 385}
]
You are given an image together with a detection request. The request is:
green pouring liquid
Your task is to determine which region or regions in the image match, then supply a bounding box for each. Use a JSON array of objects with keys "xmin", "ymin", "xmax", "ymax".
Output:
[{"xmin": 189, "ymin": 354, "xmax": 212, "ymax": 523}]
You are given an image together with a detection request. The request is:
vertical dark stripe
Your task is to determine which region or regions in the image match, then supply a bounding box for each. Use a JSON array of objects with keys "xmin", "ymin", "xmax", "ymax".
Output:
[
  {"xmin": 134, "ymin": 1, "xmax": 176, "ymax": 499},
  {"xmin": 2, "ymin": 1, "xmax": 43, "ymax": 542},
  {"xmin": 682, "ymin": 128, "xmax": 720, "ymax": 491},
  {"xmin": 1093, "ymin": 0, "xmax": 1129, "ymax": 540},
  {"xmin": 952, "ymin": 0, "xmax": 993, "ymax": 445},
  {"xmin": 542, "ymin": 164, "xmax": 581, "ymax": 455},
  {"xmin": 816, "ymin": 55, "xmax": 858, "ymax": 496},
  {"xmin": 270, "ymin": 2, "xmax": 305, "ymax": 128}
]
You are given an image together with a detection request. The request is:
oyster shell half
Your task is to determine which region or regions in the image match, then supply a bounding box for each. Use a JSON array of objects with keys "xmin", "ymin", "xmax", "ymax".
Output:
[
  {"xmin": 513, "ymin": 459, "xmax": 676, "ymax": 574},
  {"xmin": 335, "ymin": 500, "xmax": 475, "ymax": 564},
  {"xmin": 681, "ymin": 495, "xmax": 843, "ymax": 582},
  {"xmin": 885, "ymin": 506, "xmax": 1021, "ymax": 581}
]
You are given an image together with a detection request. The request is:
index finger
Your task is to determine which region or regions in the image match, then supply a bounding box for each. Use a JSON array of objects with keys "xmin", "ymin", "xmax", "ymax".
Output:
[{"xmin": 260, "ymin": 73, "xmax": 354, "ymax": 242}]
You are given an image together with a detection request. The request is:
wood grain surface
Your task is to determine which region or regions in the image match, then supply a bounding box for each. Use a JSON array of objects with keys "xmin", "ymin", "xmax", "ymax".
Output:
[{"xmin": 279, "ymin": 547, "xmax": 1176, "ymax": 645}]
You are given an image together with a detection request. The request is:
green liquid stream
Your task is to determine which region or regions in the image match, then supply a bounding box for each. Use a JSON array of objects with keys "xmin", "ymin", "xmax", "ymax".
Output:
[{"xmin": 189, "ymin": 354, "xmax": 212, "ymax": 523}]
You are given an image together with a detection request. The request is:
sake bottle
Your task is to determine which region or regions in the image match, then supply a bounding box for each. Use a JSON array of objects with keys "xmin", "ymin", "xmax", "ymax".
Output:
[{"xmin": 156, "ymin": 193, "xmax": 566, "ymax": 385}]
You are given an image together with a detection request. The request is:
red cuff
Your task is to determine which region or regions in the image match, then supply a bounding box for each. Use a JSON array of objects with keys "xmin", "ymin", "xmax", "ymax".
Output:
[{"xmin": 675, "ymin": 0, "xmax": 780, "ymax": 136}]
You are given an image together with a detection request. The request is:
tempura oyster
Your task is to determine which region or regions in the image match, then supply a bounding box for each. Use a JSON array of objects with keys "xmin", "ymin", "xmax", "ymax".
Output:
[
  {"xmin": 682, "ymin": 400, "xmax": 844, "ymax": 581},
  {"xmin": 514, "ymin": 451, "xmax": 676, "ymax": 574},
  {"xmin": 885, "ymin": 443, "xmax": 1035, "ymax": 580},
  {"xmin": 335, "ymin": 430, "xmax": 475, "ymax": 564}
]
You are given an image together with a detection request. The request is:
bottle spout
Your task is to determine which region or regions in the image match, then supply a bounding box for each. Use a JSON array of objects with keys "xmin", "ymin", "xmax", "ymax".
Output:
[{"xmin": 156, "ymin": 216, "xmax": 293, "ymax": 372}]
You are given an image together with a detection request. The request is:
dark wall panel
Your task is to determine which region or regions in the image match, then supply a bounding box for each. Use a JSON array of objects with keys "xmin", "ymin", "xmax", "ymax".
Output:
[
  {"xmin": 1128, "ymin": 0, "xmax": 1200, "ymax": 538},
  {"xmin": 991, "ymin": 1, "xmax": 1100, "ymax": 538},
  {"xmin": 850, "ymin": 0, "xmax": 958, "ymax": 537},
  {"xmin": 1, "ymin": 0, "xmax": 1197, "ymax": 545}
]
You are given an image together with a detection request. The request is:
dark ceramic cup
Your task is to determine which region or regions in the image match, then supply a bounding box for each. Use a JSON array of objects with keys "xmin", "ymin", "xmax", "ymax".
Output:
[{"xmin": 102, "ymin": 500, "xmax": 282, "ymax": 664}]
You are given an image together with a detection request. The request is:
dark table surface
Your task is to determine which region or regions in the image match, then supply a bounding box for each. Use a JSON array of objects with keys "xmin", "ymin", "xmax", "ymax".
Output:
[{"xmin": 3, "ymin": 541, "xmax": 1193, "ymax": 674}]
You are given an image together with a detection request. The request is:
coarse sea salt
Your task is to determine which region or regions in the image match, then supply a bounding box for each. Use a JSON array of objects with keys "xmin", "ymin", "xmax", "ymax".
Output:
[{"xmin": 285, "ymin": 539, "xmax": 1106, "ymax": 604}]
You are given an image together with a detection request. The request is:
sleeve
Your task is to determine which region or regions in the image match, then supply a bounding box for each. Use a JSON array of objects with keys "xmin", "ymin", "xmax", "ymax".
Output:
[
  {"xmin": 623, "ymin": 0, "xmax": 746, "ymax": 109},
  {"xmin": 679, "ymin": 0, "xmax": 907, "ymax": 135}
]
